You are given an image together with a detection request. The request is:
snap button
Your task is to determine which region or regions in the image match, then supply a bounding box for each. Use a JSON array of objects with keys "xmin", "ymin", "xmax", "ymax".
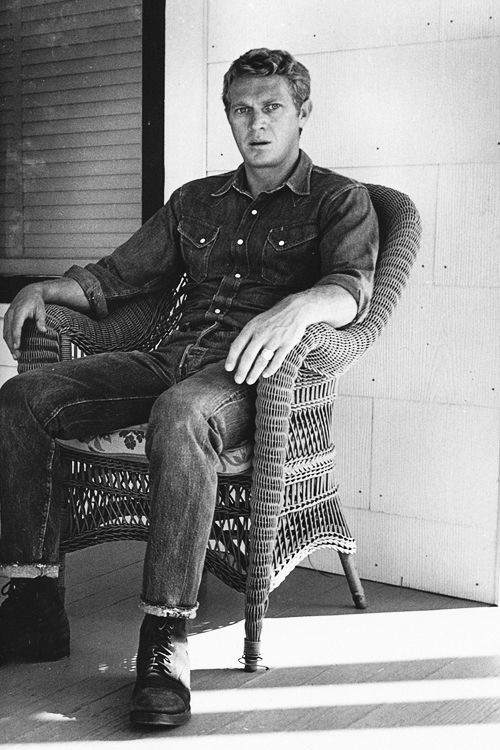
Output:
[
  {"xmin": 200, "ymin": 237, "xmax": 206, "ymax": 244},
  {"xmin": 214, "ymin": 308, "xmax": 221, "ymax": 314},
  {"xmin": 234, "ymin": 273, "xmax": 241, "ymax": 279},
  {"xmin": 237, "ymin": 238, "xmax": 244, "ymax": 245},
  {"xmin": 278, "ymin": 240, "xmax": 285, "ymax": 247},
  {"xmin": 251, "ymin": 209, "xmax": 257, "ymax": 215}
]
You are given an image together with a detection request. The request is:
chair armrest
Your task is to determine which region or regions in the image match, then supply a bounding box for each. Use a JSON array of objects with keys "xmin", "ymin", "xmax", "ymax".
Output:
[
  {"xmin": 18, "ymin": 281, "xmax": 186, "ymax": 372},
  {"xmin": 293, "ymin": 320, "xmax": 377, "ymax": 378},
  {"xmin": 247, "ymin": 183, "xmax": 423, "ymax": 653}
]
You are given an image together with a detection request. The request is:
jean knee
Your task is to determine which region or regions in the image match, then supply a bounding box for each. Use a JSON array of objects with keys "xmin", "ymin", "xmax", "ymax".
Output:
[
  {"xmin": 148, "ymin": 387, "xmax": 205, "ymax": 438},
  {"xmin": 146, "ymin": 378, "xmax": 254, "ymax": 462},
  {"xmin": 0, "ymin": 369, "xmax": 65, "ymax": 432},
  {"xmin": 0, "ymin": 373, "xmax": 35, "ymax": 421}
]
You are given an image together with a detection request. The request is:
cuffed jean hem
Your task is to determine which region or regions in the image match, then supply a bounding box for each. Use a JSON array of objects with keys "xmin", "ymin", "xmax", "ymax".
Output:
[
  {"xmin": 139, "ymin": 599, "xmax": 199, "ymax": 619},
  {"xmin": 0, "ymin": 563, "xmax": 59, "ymax": 578}
]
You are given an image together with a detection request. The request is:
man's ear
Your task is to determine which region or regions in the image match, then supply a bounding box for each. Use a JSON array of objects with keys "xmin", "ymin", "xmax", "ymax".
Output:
[{"xmin": 299, "ymin": 98, "xmax": 313, "ymax": 129}]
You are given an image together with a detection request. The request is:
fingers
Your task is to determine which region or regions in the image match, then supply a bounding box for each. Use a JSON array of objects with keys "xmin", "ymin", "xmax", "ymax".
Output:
[
  {"xmin": 9, "ymin": 311, "xmax": 27, "ymax": 360},
  {"xmin": 240, "ymin": 345, "xmax": 282, "ymax": 385},
  {"xmin": 34, "ymin": 300, "xmax": 47, "ymax": 334},
  {"xmin": 3, "ymin": 295, "xmax": 46, "ymax": 360},
  {"xmin": 2, "ymin": 309, "xmax": 14, "ymax": 356},
  {"xmin": 225, "ymin": 331, "xmax": 297, "ymax": 385},
  {"xmin": 225, "ymin": 302, "xmax": 306, "ymax": 384},
  {"xmin": 224, "ymin": 330, "xmax": 248, "ymax": 375},
  {"xmin": 261, "ymin": 346, "xmax": 289, "ymax": 378},
  {"xmin": 226, "ymin": 334, "xmax": 272, "ymax": 384}
]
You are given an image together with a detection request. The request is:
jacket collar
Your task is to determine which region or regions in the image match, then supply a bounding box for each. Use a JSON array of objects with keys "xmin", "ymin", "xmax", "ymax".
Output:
[{"xmin": 211, "ymin": 150, "xmax": 313, "ymax": 198}]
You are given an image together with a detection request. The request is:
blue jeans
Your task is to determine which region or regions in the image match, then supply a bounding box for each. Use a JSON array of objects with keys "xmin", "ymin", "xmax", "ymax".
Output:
[{"xmin": 0, "ymin": 325, "xmax": 255, "ymax": 618}]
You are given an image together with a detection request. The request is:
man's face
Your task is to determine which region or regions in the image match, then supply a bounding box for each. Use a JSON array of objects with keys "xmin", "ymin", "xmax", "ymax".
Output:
[{"xmin": 226, "ymin": 75, "xmax": 311, "ymax": 173}]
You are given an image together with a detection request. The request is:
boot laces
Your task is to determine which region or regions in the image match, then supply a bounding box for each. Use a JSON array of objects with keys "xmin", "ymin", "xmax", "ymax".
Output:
[
  {"xmin": 1, "ymin": 580, "xmax": 26, "ymax": 606},
  {"xmin": 1, "ymin": 581, "xmax": 12, "ymax": 598},
  {"xmin": 146, "ymin": 621, "xmax": 174, "ymax": 677}
]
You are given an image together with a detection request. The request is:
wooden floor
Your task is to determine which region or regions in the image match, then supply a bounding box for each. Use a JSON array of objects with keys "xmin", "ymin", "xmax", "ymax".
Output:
[{"xmin": 1, "ymin": 541, "xmax": 500, "ymax": 749}]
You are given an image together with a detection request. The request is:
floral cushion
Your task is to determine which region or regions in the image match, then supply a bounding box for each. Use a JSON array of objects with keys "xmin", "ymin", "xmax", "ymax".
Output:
[{"xmin": 56, "ymin": 424, "xmax": 253, "ymax": 475}]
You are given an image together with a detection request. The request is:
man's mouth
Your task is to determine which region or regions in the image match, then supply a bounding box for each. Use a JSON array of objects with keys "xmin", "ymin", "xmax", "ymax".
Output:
[{"xmin": 249, "ymin": 140, "xmax": 271, "ymax": 147}]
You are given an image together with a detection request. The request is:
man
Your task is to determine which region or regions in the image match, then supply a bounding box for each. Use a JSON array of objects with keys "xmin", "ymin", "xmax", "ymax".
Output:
[{"xmin": 0, "ymin": 48, "xmax": 378, "ymax": 726}]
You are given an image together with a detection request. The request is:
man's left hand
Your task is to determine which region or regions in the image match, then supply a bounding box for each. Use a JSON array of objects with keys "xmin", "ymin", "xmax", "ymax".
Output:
[
  {"xmin": 224, "ymin": 297, "xmax": 306, "ymax": 385},
  {"xmin": 224, "ymin": 285, "xmax": 358, "ymax": 384}
]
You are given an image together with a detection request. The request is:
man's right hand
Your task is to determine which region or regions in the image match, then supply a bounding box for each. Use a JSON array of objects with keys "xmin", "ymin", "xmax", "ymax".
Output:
[
  {"xmin": 3, "ymin": 284, "xmax": 48, "ymax": 360},
  {"xmin": 3, "ymin": 277, "xmax": 90, "ymax": 361}
]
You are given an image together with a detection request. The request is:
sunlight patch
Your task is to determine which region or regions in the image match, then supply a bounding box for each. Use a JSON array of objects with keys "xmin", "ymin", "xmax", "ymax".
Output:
[
  {"xmin": 189, "ymin": 607, "xmax": 500, "ymax": 670},
  {"xmin": 6, "ymin": 724, "xmax": 500, "ymax": 750},
  {"xmin": 192, "ymin": 676, "xmax": 500, "ymax": 713},
  {"xmin": 30, "ymin": 712, "xmax": 76, "ymax": 723}
]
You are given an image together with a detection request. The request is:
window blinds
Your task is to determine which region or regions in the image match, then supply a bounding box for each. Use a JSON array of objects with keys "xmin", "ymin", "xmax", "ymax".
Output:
[{"xmin": 0, "ymin": 0, "xmax": 143, "ymax": 275}]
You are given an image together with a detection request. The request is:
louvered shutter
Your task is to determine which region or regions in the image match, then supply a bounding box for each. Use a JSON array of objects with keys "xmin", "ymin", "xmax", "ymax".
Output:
[{"xmin": 0, "ymin": 0, "xmax": 143, "ymax": 276}]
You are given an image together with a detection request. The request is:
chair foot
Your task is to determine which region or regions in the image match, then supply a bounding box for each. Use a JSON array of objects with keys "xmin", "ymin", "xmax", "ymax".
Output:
[
  {"xmin": 338, "ymin": 552, "xmax": 367, "ymax": 610},
  {"xmin": 353, "ymin": 592, "xmax": 368, "ymax": 610},
  {"xmin": 242, "ymin": 638, "xmax": 261, "ymax": 672}
]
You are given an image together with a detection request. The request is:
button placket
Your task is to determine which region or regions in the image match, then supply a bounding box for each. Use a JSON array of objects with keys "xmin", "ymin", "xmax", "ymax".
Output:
[{"xmin": 232, "ymin": 200, "xmax": 261, "ymax": 282}]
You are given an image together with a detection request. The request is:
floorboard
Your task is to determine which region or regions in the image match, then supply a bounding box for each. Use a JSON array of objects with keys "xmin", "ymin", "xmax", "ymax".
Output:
[{"xmin": 1, "ymin": 540, "xmax": 500, "ymax": 748}]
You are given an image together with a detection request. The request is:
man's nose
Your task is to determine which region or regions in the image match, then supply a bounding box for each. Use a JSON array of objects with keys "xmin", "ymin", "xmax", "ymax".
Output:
[{"xmin": 249, "ymin": 111, "xmax": 268, "ymax": 130}]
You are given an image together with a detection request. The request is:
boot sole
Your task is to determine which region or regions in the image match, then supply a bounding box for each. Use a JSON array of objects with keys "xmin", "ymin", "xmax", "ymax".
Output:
[
  {"xmin": 26, "ymin": 643, "xmax": 70, "ymax": 662},
  {"xmin": 0, "ymin": 638, "xmax": 70, "ymax": 665},
  {"xmin": 130, "ymin": 708, "xmax": 191, "ymax": 727}
]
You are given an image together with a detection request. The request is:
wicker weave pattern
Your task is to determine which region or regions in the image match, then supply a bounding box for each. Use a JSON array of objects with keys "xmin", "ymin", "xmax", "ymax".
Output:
[
  {"xmin": 18, "ymin": 278, "xmax": 188, "ymax": 369},
  {"xmin": 244, "ymin": 184, "xmax": 421, "ymax": 645},
  {"xmin": 17, "ymin": 183, "xmax": 421, "ymax": 665}
]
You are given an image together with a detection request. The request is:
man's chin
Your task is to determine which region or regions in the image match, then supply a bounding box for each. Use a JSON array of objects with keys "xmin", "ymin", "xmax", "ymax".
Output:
[{"xmin": 243, "ymin": 151, "xmax": 278, "ymax": 168}]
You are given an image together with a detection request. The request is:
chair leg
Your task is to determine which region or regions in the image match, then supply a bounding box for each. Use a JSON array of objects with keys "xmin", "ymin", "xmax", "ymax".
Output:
[
  {"xmin": 57, "ymin": 553, "xmax": 67, "ymax": 606},
  {"xmin": 243, "ymin": 638, "xmax": 262, "ymax": 672},
  {"xmin": 338, "ymin": 552, "xmax": 367, "ymax": 609}
]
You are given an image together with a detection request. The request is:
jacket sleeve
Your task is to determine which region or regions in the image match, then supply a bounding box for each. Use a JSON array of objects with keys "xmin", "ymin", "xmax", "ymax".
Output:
[
  {"xmin": 314, "ymin": 184, "xmax": 379, "ymax": 323},
  {"xmin": 64, "ymin": 189, "xmax": 184, "ymax": 319}
]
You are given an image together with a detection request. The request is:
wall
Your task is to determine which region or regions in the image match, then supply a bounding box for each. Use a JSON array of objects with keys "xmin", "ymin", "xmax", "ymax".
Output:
[{"xmin": 165, "ymin": 0, "xmax": 500, "ymax": 602}]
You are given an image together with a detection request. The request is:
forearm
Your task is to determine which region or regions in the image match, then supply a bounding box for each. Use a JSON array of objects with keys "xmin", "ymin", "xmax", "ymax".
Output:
[
  {"xmin": 33, "ymin": 277, "xmax": 91, "ymax": 312},
  {"xmin": 289, "ymin": 284, "xmax": 358, "ymax": 329}
]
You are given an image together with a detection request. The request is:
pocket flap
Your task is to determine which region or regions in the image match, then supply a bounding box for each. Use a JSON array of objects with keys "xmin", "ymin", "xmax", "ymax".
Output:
[
  {"xmin": 267, "ymin": 223, "xmax": 318, "ymax": 251},
  {"xmin": 178, "ymin": 217, "xmax": 219, "ymax": 248}
]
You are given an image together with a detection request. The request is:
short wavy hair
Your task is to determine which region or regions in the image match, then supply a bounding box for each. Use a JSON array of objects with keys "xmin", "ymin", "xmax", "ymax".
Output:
[{"xmin": 222, "ymin": 48, "xmax": 311, "ymax": 115}]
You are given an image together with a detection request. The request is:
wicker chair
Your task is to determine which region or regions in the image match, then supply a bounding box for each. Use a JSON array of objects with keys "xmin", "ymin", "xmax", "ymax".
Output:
[{"xmin": 18, "ymin": 184, "xmax": 421, "ymax": 670}]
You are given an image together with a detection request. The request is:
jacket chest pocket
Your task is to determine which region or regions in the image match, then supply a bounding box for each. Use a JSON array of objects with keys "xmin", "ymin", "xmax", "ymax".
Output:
[
  {"xmin": 262, "ymin": 223, "xmax": 319, "ymax": 285},
  {"xmin": 178, "ymin": 218, "xmax": 220, "ymax": 282}
]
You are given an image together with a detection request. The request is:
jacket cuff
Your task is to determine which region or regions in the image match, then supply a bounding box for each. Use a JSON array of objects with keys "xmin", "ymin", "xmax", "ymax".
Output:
[
  {"xmin": 314, "ymin": 274, "xmax": 369, "ymax": 323},
  {"xmin": 64, "ymin": 265, "xmax": 108, "ymax": 319}
]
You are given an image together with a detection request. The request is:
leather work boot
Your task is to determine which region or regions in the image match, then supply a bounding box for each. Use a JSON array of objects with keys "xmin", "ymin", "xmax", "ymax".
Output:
[
  {"xmin": 0, "ymin": 577, "xmax": 70, "ymax": 665},
  {"xmin": 130, "ymin": 614, "xmax": 191, "ymax": 726}
]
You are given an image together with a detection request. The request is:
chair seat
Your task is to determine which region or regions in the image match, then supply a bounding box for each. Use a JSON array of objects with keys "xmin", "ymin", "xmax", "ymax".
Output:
[{"xmin": 56, "ymin": 424, "xmax": 253, "ymax": 475}]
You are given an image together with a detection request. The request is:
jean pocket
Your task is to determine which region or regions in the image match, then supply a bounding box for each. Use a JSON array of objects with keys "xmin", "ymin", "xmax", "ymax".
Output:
[
  {"xmin": 262, "ymin": 222, "xmax": 319, "ymax": 285},
  {"xmin": 178, "ymin": 217, "xmax": 220, "ymax": 282}
]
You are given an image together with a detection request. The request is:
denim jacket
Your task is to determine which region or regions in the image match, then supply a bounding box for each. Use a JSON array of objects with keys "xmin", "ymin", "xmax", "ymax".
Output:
[{"xmin": 65, "ymin": 151, "xmax": 378, "ymax": 331}]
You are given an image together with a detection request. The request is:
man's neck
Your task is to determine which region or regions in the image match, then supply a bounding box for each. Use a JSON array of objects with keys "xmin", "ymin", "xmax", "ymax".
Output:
[{"xmin": 244, "ymin": 153, "xmax": 300, "ymax": 198}]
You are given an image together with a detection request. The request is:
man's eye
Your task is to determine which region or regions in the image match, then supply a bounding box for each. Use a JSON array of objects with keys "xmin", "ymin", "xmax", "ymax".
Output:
[
  {"xmin": 265, "ymin": 103, "xmax": 281, "ymax": 112},
  {"xmin": 234, "ymin": 107, "xmax": 249, "ymax": 115}
]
